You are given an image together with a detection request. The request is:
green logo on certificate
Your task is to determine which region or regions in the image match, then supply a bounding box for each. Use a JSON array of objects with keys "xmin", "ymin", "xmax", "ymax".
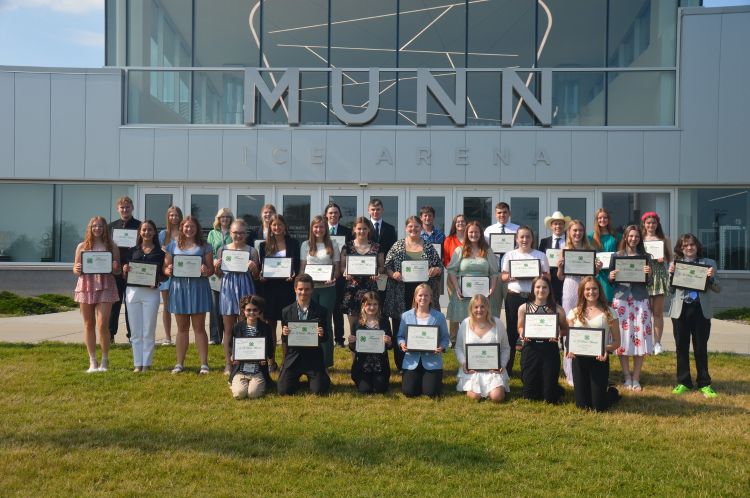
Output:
[
  {"xmin": 481, "ymin": 350, "xmax": 487, "ymax": 356},
  {"xmin": 577, "ymin": 256, "xmax": 583, "ymax": 261},
  {"xmin": 225, "ymin": 256, "xmax": 232, "ymax": 262},
  {"xmin": 177, "ymin": 261, "xmax": 184, "ymax": 267},
  {"xmin": 584, "ymin": 334, "xmax": 590, "ymax": 340},
  {"xmin": 421, "ymin": 331, "xmax": 426, "ymax": 337},
  {"xmin": 360, "ymin": 336, "xmax": 366, "ymax": 343},
  {"xmin": 690, "ymin": 270, "xmax": 695, "ymax": 275},
  {"xmin": 86, "ymin": 258, "xmax": 93, "ymax": 264},
  {"xmin": 140, "ymin": 267, "xmax": 146, "ymax": 273},
  {"xmin": 466, "ymin": 282, "xmax": 472, "ymax": 288},
  {"xmin": 405, "ymin": 267, "xmax": 412, "ymax": 272},
  {"xmin": 539, "ymin": 318, "xmax": 546, "ymax": 325}
]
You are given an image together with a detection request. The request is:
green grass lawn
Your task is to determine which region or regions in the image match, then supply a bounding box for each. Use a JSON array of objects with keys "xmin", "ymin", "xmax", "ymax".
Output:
[{"xmin": 0, "ymin": 343, "xmax": 748, "ymax": 497}]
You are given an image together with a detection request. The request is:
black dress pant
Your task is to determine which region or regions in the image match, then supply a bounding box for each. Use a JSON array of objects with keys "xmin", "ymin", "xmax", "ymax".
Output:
[
  {"xmin": 521, "ymin": 341, "xmax": 562, "ymax": 403},
  {"xmin": 356, "ymin": 372, "xmax": 389, "ymax": 394},
  {"xmin": 672, "ymin": 301, "xmax": 712, "ymax": 388},
  {"xmin": 401, "ymin": 361, "xmax": 442, "ymax": 397},
  {"xmin": 390, "ymin": 282, "xmax": 419, "ymax": 371},
  {"xmin": 109, "ymin": 274, "xmax": 131, "ymax": 339},
  {"xmin": 277, "ymin": 366, "xmax": 330, "ymax": 395},
  {"xmin": 333, "ymin": 277, "xmax": 346, "ymax": 345},
  {"xmin": 504, "ymin": 291, "xmax": 527, "ymax": 377},
  {"xmin": 210, "ymin": 289, "xmax": 224, "ymax": 344},
  {"xmin": 572, "ymin": 356, "xmax": 617, "ymax": 411}
]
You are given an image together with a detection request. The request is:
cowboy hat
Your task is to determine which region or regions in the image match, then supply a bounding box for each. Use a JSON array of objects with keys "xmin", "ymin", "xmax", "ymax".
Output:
[{"xmin": 544, "ymin": 211, "xmax": 572, "ymax": 230}]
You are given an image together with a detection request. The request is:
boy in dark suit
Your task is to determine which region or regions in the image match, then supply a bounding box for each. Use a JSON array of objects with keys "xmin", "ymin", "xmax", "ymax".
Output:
[{"xmin": 538, "ymin": 211, "xmax": 570, "ymax": 305}]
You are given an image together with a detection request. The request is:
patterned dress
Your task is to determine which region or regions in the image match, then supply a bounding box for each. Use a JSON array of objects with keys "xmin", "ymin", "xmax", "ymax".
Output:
[
  {"xmin": 383, "ymin": 239, "xmax": 442, "ymax": 319},
  {"xmin": 341, "ymin": 241, "xmax": 380, "ymax": 314},
  {"xmin": 74, "ymin": 247, "xmax": 119, "ymax": 304},
  {"xmin": 611, "ymin": 253, "xmax": 654, "ymax": 356}
]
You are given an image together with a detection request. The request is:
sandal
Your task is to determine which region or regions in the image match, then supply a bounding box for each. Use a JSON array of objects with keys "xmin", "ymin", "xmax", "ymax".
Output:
[
  {"xmin": 631, "ymin": 381, "xmax": 643, "ymax": 392},
  {"xmin": 171, "ymin": 364, "xmax": 184, "ymax": 374},
  {"xmin": 199, "ymin": 365, "xmax": 210, "ymax": 375}
]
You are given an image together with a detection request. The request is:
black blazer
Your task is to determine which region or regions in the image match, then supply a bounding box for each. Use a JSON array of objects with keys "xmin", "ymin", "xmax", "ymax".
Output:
[
  {"xmin": 348, "ymin": 318, "xmax": 392, "ymax": 383},
  {"xmin": 280, "ymin": 300, "xmax": 329, "ymax": 371},
  {"xmin": 246, "ymin": 226, "xmax": 265, "ymax": 248},
  {"xmin": 538, "ymin": 236, "xmax": 564, "ymax": 305},
  {"xmin": 228, "ymin": 320, "xmax": 274, "ymax": 384},
  {"xmin": 330, "ymin": 224, "xmax": 353, "ymax": 244},
  {"xmin": 371, "ymin": 220, "xmax": 397, "ymax": 256},
  {"xmin": 259, "ymin": 235, "xmax": 301, "ymax": 275}
]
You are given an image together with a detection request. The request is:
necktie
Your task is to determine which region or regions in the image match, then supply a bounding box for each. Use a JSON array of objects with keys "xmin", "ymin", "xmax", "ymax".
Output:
[
  {"xmin": 554, "ymin": 237, "xmax": 560, "ymax": 249},
  {"xmin": 501, "ymin": 224, "xmax": 506, "ymax": 234},
  {"xmin": 329, "ymin": 226, "xmax": 335, "ymax": 235},
  {"xmin": 375, "ymin": 221, "xmax": 380, "ymax": 234}
]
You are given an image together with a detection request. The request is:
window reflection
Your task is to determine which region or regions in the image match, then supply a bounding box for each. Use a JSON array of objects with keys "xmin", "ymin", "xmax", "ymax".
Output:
[
  {"xmin": 608, "ymin": 0, "xmax": 677, "ymax": 68},
  {"xmin": 607, "ymin": 71, "xmax": 675, "ymax": 125},
  {"xmin": 537, "ymin": 0, "xmax": 606, "ymax": 68}
]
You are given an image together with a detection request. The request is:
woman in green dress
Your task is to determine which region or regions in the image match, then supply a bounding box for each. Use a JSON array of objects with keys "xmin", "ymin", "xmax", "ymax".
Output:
[{"xmin": 588, "ymin": 208, "xmax": 619, "ymax": 303}]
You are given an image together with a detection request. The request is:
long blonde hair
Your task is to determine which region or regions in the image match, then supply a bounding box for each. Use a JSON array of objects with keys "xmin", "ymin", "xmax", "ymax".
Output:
[
  {"xmin": 213, "ymin": 208, "xmax": 234, "ymax": 230},
  {"xmin": 164, "ymin": 206, "xmax": 183, "ymax": 245},
  {"xmin": 82, "ymin": 216, "xmax": 116, "ymax": 252},
  {"xmin": 265, "ymin": 214, "xmax": 288, "ymax": 254},
  {"xmin": 564, "ymin": 220, "xmax": 592, "ymax": 249},
  {"xmin": 410, "ymin": 283, "xmax": 432, "ymax": 309},
  {"xmin": 591, "ymin": 208, "xmax": 613, "ymax": 249},
  {"xmin": 573, "ymin": 276, "xmax": 613, "ymax": 325},
  {"xmin": 307, "ymin": 215, "xmax": 333, "ymax": 257}
]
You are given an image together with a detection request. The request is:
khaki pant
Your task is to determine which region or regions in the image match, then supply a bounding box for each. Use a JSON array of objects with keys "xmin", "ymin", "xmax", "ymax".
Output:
[{"xmin": 230, "ymin": 372, "xmax": 266, "ymax": 399}]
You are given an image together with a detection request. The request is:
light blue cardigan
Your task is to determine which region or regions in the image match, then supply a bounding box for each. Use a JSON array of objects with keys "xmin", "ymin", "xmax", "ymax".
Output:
[{"xmin": 397, "ymin": 308, "xmax": 450, "ymax": 370}]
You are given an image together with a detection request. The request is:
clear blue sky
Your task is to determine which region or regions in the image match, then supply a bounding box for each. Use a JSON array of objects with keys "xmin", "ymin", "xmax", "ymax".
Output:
[{"xmin": 0, "ymin": 0, "xmax": 747, "ymax": 68}]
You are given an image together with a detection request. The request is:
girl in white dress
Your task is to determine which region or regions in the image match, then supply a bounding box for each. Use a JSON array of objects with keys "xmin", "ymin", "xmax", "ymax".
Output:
[{"xmin": 454, "ymin": 294, "xmax": 511, "ymax": 403}]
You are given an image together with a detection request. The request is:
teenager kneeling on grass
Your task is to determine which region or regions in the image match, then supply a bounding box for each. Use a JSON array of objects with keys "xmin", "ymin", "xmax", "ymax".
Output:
[
  {"xmin": 228, "ymin": 295, "xmax": 274, "ymax": 400},
  {"xmin": 277, "ymin": 274, "xmax": 330, "ymax": 395}
]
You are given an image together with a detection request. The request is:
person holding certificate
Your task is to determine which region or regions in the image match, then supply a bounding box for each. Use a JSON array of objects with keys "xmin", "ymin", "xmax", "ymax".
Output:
[
  {"xmin": 247, "ymin": 203, "xmax": 276, "ymax": 248},
  {"xmin": 215, "ymin": 219, "xmax": 260, "ymax": 376},
  {"xmin": 228, "ymin": 295, "xmax": 274, "ymax": 400},
  {"xmin": 517, "ymin": 276, "xmax": 568, "ymax": 403},
  {"xmin": 300, "ymin": 215, "xmax": 341, "ymax": 369},
  {"xmin": 277, "ymin": 274, "xmax": 330, "ymax": 395},
  {"xmin": 588, "ymin": 208, "xmax": 619, "ymax": 303},
  {"xmin": 446, "ymin": 221, "xmax": 500, "ymax": 343},
  {"xmin": 108, "ymin": 196, "xmax": 141, "ymax": 344},
  {"xmin": 454, "ymin": 294, "xmax": 510, "ymax": 403},
  {"xmin": 122, "ymin": 220, "xmax": 165, "ymax": 372},
  {"xmin": 73, "ymin": 216, "xmax": 120, "ymax": 373},
  {"xmin": 341, "ymin": 218, "xmax": 384, "ymax": 330},
  {"xmin": 397, "ymin": 284, "xmax": 450, "ymax": 397},
  {"xmin": 484, "ymin": 202, "xmax": 519, "ymax": 314},
  {"xmin": 668, "ymin": 234, "xmax": 720, "ymax": 398},
  {"xmin": 608, "ymin": 225, "xmax": 653, "ymax": 391},
  {"xmin": 347, "ymin": 292, "xmax": 393, "ymax": 394},
  {"xmin": 566, "ymin": 277, "xmax": 622, "ymax": 411},
  {"xmin": 538, "ymin": 211, "xmax": 570, "ymax": 305},
  {"xmin": 500, "ymin": 226, "xmax": 550, "ymax": 377},
  {"xmin": 641, "ymin": 212, "xmax": 672, "ymax": 356},
  {"xmin": 164, "ymin": 216, "xmax": 214, "ymax": 375},
  {"xmin": 385, "ymin": 216, "xmax": 443, "ymax": 372},
  {"xmin": 207, "ymin": 208, "xmax": 234, "ymax": 346},
  {"xmin": 442, "ymin": 214, "xmax": 467, "ymax": 343},
  {"xmin": 158, "ymin": 206, "xmax": 183, "ymax": 346}
]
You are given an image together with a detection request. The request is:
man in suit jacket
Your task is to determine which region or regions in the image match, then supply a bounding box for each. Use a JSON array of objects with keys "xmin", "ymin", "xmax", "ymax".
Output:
[
  {"xmin": 109, "ymin": 195, "xmax": 141, "ymax": 343},
  {"xmin": 325, "ymin": 202, "xmax": 352, "ymax": 347},
  {"xmin": 277, "ymin": 274, "xmax": 331, "ymax": 395},
  {"xmin": 538, "ymin": 211, "xmax": 571, "ymax": 305},
  {"xmin": 368, "ymin": 198, "xmax": 398, "ymax": 312}
]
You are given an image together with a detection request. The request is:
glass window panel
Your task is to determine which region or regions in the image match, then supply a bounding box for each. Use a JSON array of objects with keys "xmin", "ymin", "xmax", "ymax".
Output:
[
  {"xmin": 193, "ymin": 71, "xmax": 244, "ymax": 124},
  {"xmin": 608, "ymin": 0, "xmax": 677, "ymax": 68},
  {"xmin": 509, "ymin": 197, "xmax": 540, "ymax": 241},
  {"xmin": 552, "ymin": 72, "xmax": 605, "ymax": 126},
  {"xmin": 300, "ymin": 72, "xmax": 329, "ymax": 125},
  {"xmin": 607, "ymin": 71, "xmax": 675, "ymax": 125},
  {"xmin": 0, "ymin": 184, "xmax": 53, "ymax": 263},
  {"xmin": 468, "ymin": 0, "xmax": 534, "ymax": 69},
  {"xmin": 462, "ymin": 196, "xmax": 493, "ymax": 229},
  {"xmin": 283, "ymin": 195, "xmax": 312, "ymax": 243},
  {"xmin": 398, "ymin": 70, "xmax": 460, "ymax": 126},
  {"xmin": 679, "ymin": 189, "xmax": 749, "ymax": 271},
  {"xmin": 466, "ymin": 72, "xmax": 501, "ymax": 126},
  {"xmin": 368, "ymin": 195, "xmax": 399, "ymax": 229},
  {"xmin": 557, "ymin": 198, "xmax": 587, "ymax": 226},
  {"xmin": 504, "ymin": 70, "xmax": 537, "ymax": 126},
  {"xmin": 537, "ymin": 0, "xmax": 606, "ymax": 68},
  {"xmin": 327, "ymin": 195, "xmax": 359, "ymax": 232},
  {"xmin": 330, "ymin": 1, "xmax": 397, "ymax": 124},
  {"xmin": 105, "ymin": 0, "xmax": 117, "ymax": 66},
  {"xmin": 262, "ymin": 0, "xmax": 328, "ymax": 67},
  {"xmin": 128, "ymin": 70, "xmax": 191, "ymax": 124},
  {"xmin": 602, "ymin": 192, "xmax": 671, "ymax": 237},
  {"xmin": 237, "ymin": 194, "xmax": 266, "ymax": 236},
  {"xmin": 127, "ymin": 0, "xmax": 192, "ymax": 67},
  {"xmin": 194, "ymin": 0, "xmax": 259, "ymax": 67},
  {"xmin": 144, "ymin": 194, "xmax": 174, "ymax": 231},
  {"xmin": 189, "ymin": 194, "xmax": 219, "ymax": 235},
  {"xmin": 417, "ymin": 196, "xmax": 446, "ymax": 233}
]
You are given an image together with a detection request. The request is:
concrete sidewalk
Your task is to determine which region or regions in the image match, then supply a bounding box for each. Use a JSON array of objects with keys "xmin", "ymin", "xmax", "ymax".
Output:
[{"xmin": 0, "ymin": 305, "xmax": 748, "ymax": 354}]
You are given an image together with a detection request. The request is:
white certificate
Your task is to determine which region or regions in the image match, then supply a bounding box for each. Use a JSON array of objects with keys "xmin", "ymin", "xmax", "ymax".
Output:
[
  {"xmin": 465, "ymin": 343, "xmax": 500, "ymax": 371},
  {"xmin": 401, "ymin": 260, "xmax": 429, "ymax": 282},
  {"xmin": 614, "ymin": 257, "xmax": 647, "ymax": 283},
  {"xmin": 355, "ymin": 329, "xmax": 385, "ymax": 354},
  {"xmin": 262, "ymin": 257, "xmax": 293, "ymax": 279},
  {"xmin": 112, "ymin": 228, "xmax": 138, "ymax": 248},
  {"xmin": 596, "ymin": 252, "xmax": 613, "ymax": 269},
  {"xmin": 208, "ymin": 274, "xmax": 222, "ymax": 292},
  {"xmin": 568, "ymin": 327, "xmax": 605, "ymax": 357},
  {"xmin": 509, "ymin": 259, "xmax": 541, "ymax": 279},
  {"xmin": 431, "ymin": 243, "xmax": 442, "ymax": 259},
  {"xmin": 376, "ymin": 273, "xmax": 388, "ymax": 291},
  {"xmin": 546, "ymin": 248, "xmax": 562, "ymax": 268},
  {"xmin": 127, "ymin": 261, "xmax": 157, "ymax": 287},
  {"xmin": 287, "ymin": 321, "xmax": 319, "ymax": 347},
  {"xmin": 643, "ymin": 240, "xmax": 665, "ymax": 260},
  {"xmin": 461, "ymin": 276, "xmax": 490, "ymax": 297},
  {"xmin": 82, "ymin": 251, "xmax": 112, "ymax": 274},
  {"xmin": 563, "ymin": 249, "xmax": 596, "ymax": 276},
  {"xmin": 524, "ymin": 313, "xmax": 558, "ymax": 340},
  {"xmin": 172, "ymin": 255, "xmax": 202, "ymax": 278},
  {"xmin": 233, "ymin": 337, "xmax": 266, "ymax": 361},
  {"xmin": 346, "ymin": 255, "xmax": 377, "ymax": 276},
  {"xmin": 490, "ymin": 233, "xmax": 515, "ymax": 254},
  {"xmin": 331, "ymin": 235, "xmax": 346, "ymax": 251},
  {"xmin": 221, "ymin": 249, "xmax": 250, "ymax": 273},
  {"xmin": 306, "ymin": 264, "xmax": 333, "ymax": 282},
  {"xmin": 406, "ymin": 325, "xmax": 439, "ymax": 352},
  {"xmin": 671, "ymin": 261, "xmax": 710, "ymax": 292}
]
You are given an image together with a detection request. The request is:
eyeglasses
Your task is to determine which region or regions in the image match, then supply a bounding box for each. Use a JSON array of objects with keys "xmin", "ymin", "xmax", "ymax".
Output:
[
  {"xmin": 244, "ymin": 308, "xmax": 260, "ymax": 313},
  {"xmin": 231, "ymin": 231, "xmax": 246, "ymax": 235}
]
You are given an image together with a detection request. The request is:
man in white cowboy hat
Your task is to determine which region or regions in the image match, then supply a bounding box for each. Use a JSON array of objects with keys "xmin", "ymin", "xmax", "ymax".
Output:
[{"xmin": 538, "ymin": 211, "xmax": 571, "ymax": 304}]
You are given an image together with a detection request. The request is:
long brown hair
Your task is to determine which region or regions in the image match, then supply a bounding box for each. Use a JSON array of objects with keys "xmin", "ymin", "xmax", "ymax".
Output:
[
  {"xmin": 358, "ymin": 291, "xmax": 382, "ymax": 326},
  {"xmin": 307, "ymin": 215, "xmax": 333, "ymax": 257},
  {"xmin": 617, "ymin": 224, "xmax": 645, "ymax": 255},
  {"xmin": 135, "ymin": 219, "xmax": 158, "ymax": 248},
  {"xmin": 448, "ymin": 214, "xmax": 466, "ymax": 237},
  {"xmin": 177, "ymin": 216, "xmax": 204, "ymax": 249},
  {"xmin": 461, "ymin": 220, "xmax": 488, "ymax": 258},
  {"xmin": 673, "ymin": 233, "xmax": 704, "ymax": 260},
  {"xmin": 564, "ymin": 219, "xmax": 592, "ymax": 249},
  {"xmin": 82, "ymin": 216, "xmax": 115, "ymax": 252},
  {"xmin": 529, "ymin": 275, "xmax": 556, "ymax": 308},
  {"xmin": 573, "ymin": 276, "xmax": 613, "ymax": 325},
  {"xmin": 352, "ymin": 217, "xmax": 373, "ymax": 242},
  {"xmin": 591, "ymin": 208, "xmax": 613, "ymax": 250},
  {"xmin": 265, "ymin": 214, "xmax": 288, "ymax": 254},
  {"xmin": 163, "ymin": 206, "xmax": 183, "ymax": 245}
]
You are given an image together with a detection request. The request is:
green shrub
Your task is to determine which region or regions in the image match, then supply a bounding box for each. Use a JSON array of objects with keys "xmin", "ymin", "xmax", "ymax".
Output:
[
  {"xmin": 0, "ymin": 292, "xmax": 76, "ymax": 316},
  {"xmin": 37, "ymin": 293, "xmax": 77, "ymax": 308},
  {"xmin": 715, "ymin": 307, "xmax": 750, "ymax": 321}
]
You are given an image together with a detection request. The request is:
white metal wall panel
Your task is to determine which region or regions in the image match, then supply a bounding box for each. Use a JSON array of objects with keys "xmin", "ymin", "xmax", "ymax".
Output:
[
  {"xmin": 188, "ymin": 129, "xmax": 223, "ymax": 181},
  {"xmin": 291, "ymin": 129, "xmax": 326, "ymax": 182},
  {"xmin": 222, "ymin": 129, "xmax": 258, "ymax": 181},
  {"xmin": 154, "ymin": 129, "xmax": 188, "ymax": 180},
  {"xmin": 85, "ymin": 73, "xmax": 120, "ymax": 179},
  {"xmin": 119, "ymin": 128, "xmax": 154, "ymax": 180},
  {"xmin": 430, "ymin": 130, "xmax": 466, "ymax": 183},
  {"xmin": 14, "ymin": 72, "xmax": 50, "ymax": 178},
  {"xmin": 50, "ymin": 74, "xmax": 85, "ymax": 178},
  {"xmin": 360, "ymin": 130, "xmax": 396, "ymax": 183},
  {"xmin": 499, "ymin": 131, "xmax": 535, "ymax": 183},
  {"xmin": 257, "ymin": 129, "xmax": 292, "ymax": 181},
  {"xmin": 535, "ymin": 131, "xmax": 571, "ymax": 185},
  {"xmin": 572, "ymin": 131, "xmax": 607, "ymax": 184},
  {"xmin": 395, "ymin": 129, "xmax": 430, "ymax": 183},
  {"xmin": 607, "ymin": 132, "xmax": 644, "ymax": 184},
  {"xmin": 644, "ymin": 131, "xmax": 680, "ymax": 184},
  {"xmin": 465, "ymin": 130, "xmax": 501, "ymax": 184},
  {"xmin": 325, "ymin": 129, "xmax": 360, "ymax": 183},
  {"xmin": 0, "ymin": 72, "xmax": 13, "ymax": 177}
]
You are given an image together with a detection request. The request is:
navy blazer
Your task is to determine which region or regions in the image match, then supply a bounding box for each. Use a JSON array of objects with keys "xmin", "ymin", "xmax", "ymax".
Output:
[{"xmin": 280, "ymin": 300, "xmax": 329, "ymax": 371}]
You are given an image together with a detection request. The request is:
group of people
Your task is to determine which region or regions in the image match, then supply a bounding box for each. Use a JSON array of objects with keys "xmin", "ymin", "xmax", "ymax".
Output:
[{"xmin": 72, "ymin": 197, "xmax": 721, "ymax": 410}]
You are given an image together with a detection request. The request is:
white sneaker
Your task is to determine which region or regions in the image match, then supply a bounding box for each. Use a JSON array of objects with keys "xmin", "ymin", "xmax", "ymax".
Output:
[{"xmin": 653, "ymin": 343, "xmax": 663, "ymax": 355}]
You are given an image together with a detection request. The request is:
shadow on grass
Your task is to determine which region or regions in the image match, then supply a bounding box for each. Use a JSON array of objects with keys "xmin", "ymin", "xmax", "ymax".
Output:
[{"xmin": 612, "ymin": 392, "xmax": 748, "ymax": 416}]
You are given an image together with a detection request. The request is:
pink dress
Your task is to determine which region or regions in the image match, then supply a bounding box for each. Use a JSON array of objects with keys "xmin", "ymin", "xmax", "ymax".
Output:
[{"xmin": 73, "ymin": 248, "xmax": 119, "ymax": 304}]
